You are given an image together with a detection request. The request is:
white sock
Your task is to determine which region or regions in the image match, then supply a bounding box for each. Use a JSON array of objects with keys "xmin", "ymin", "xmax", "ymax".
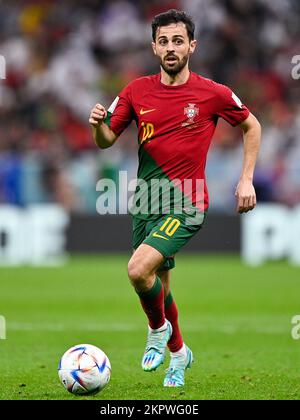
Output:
[
  {"xmin": 149, "ymin": 320, "xmax": 167, "ymax": 333},
  {"xmin": 171, "ymin": 344, "xmax": 187, "ymax": 358}
]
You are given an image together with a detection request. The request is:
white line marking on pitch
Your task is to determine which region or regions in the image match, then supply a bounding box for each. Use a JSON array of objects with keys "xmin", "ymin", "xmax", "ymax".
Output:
[{"xmin": 7, "ymin": 322, "xmax": 288, "ymax": 335}]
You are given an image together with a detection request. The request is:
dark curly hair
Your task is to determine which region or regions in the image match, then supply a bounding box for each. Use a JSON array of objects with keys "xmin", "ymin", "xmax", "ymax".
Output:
[{"xmin": 151, "ymin": 9, "xmax": 195, "ymax": 42}]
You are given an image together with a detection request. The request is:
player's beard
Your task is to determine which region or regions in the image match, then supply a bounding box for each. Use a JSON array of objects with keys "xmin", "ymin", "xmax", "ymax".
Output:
[{"xmin": 160, "ymin": 53, "xmax": 189, "ymax": 76}]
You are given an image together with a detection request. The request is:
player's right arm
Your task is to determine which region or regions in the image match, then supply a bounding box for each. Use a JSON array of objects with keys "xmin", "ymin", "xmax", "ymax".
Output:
[{"xmin": 89, "ymin": 103, "xmax": 118, "ymax": 149}]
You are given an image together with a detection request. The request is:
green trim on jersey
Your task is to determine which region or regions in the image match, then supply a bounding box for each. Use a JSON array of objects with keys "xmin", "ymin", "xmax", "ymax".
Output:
[
  {"xmin": 130, "ymin": 146, "xmax": 203, "ymax": 222},
  {"xmin": 104, "ymin": 111, "xmax": 112, "ymax": 127}
]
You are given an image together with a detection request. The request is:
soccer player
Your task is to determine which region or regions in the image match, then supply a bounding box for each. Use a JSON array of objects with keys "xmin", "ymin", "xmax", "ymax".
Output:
[{"xmin": 89, "ymin": 9, "xmax": 261, "ymax": 387}]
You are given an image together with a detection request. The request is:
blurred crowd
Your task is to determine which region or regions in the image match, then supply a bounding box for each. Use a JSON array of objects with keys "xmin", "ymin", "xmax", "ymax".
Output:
[{"xmin": 0, "ymin": 0, "xmax": 300, "ymax": 213}]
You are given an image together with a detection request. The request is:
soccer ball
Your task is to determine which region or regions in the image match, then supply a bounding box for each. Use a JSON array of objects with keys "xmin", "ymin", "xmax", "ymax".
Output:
[{"xmin": 58, "ymin": 344, "xmax": 111, "ymax": 395}]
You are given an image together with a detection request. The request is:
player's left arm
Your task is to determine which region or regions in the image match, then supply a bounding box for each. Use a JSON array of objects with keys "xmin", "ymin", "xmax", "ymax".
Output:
[{"xmin": 236, "ymin": 113, "xmax": 261, "ymax": 214}]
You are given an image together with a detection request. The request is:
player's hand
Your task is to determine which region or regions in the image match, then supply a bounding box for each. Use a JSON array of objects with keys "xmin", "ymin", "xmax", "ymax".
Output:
[
  {"xmin": 89, "ymin": 104, "xmax": 107, "ymax": 127},
  {"xmin": 235, "ymin": 180, "xmax": 257, "ymax": 214}
]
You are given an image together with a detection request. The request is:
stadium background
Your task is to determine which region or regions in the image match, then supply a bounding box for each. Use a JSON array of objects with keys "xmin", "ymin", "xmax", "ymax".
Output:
[
  {"xmin": 0, "ymin": 0, "xmax": 300, "ymax": 400},
  {"xmin": 1, "ymin": 0, "xmax": 300, "ymax": 213}
]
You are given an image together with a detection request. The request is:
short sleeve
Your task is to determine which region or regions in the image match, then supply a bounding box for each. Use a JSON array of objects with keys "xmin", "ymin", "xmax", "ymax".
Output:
[
  {"xmin": 104, "ymin": 84, "xmax": 135, "ymax": 136},
  {"xmin": 214, "ymin": 84, "xmax": 250, "ymax": 127}
]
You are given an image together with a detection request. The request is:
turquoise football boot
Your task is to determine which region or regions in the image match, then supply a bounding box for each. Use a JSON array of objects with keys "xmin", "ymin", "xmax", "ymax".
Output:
[
  {"xmin": 142, "ymin": 320, "xmax": 172, "ymax": 372},
  {"xmin": 163, "ymin": 344, "xmax": 193, "ymax": 387}
]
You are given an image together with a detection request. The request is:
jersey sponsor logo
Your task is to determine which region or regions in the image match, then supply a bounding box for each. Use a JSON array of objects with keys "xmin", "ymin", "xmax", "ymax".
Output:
[
  {"xmin": 152, "ymin": 232, "xmax": 169, "ymax": 241},
  {"xmin": 182, "ymin": 103, "xmax": 199, "ymax": 127},
  {"xmin": 108, "ymin": 96, "xmax": 120, "ymax": 113},
  {"xmin": 140, "ymin": 108, "xmax": 156, "ymax": 115},
  {"xmin": 231, "ymin": 92, "xmax": 243, "ymax": 108}
]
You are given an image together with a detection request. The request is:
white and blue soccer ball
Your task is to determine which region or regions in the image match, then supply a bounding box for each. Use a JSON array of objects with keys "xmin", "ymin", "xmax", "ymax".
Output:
[{"xmin": 58, "ymin": 344, "xmax": 111, "ymax": 395}]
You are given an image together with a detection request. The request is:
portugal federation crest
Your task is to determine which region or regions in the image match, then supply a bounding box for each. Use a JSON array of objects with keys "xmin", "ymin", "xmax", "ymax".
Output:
[{"xmin": 183, "ymin": 103, "xmax": 199, "ymax": 125}]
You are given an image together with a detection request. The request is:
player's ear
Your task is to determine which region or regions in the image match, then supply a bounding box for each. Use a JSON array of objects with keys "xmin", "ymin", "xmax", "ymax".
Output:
[
  {"xmin": 189, "ymin": 40, "xmax": 197, "ymax": 54},
  {"xmin": 152, "ymin": 42, "xmax": 157, "ymax": 55}
]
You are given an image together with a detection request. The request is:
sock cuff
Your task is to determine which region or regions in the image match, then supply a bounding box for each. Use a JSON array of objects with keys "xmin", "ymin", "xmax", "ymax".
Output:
[
  {"xmin": 164, "ymin": 292, "xmax": 174, "ymax": 309},
  {"xmin": 136, "ymin": 276, "xmax": 162, "ymax": 301}
]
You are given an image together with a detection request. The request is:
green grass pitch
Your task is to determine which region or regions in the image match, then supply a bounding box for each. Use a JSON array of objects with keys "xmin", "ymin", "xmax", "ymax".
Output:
[{"xmin": 0, "ymin": 254, "xmax": 299, "ymax": 400}]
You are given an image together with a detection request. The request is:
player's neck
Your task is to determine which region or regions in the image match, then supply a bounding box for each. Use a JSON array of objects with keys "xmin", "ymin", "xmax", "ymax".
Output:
[{"xmin": 160, "ymin": 67, "xmax": 191, "ymax": 86}]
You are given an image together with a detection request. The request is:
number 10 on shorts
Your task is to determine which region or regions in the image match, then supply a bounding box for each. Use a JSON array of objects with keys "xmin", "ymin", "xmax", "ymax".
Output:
[{"xmin": 160, "ymin": 217, "xmax": 181, "ymax": 237}]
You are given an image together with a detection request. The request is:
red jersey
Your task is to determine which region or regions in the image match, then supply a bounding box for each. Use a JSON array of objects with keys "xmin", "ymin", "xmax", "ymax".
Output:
[{"xmin": 105, "ymin": 72, "xmax": 250, "ymax": 219}]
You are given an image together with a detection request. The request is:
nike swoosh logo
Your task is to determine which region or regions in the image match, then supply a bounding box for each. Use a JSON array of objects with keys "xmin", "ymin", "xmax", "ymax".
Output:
[
  {"xmin": 140, "ymin": 108, "xmax": 156, "ymax": 115},
  {"xmin": 152, "ymin": 232, "xmax": 169, "ymax": 241}
]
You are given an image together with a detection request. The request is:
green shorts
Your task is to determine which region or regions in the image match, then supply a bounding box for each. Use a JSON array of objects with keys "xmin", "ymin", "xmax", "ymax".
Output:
[{"xmin": 132, "ymin": 211, "xmax": 206, "ymax": 271}]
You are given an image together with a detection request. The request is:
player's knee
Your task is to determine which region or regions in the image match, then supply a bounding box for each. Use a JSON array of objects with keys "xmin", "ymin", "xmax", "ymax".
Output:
[{"xmin": 127, "ymin": 260, "xmax": 148, "ymax": 287}]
